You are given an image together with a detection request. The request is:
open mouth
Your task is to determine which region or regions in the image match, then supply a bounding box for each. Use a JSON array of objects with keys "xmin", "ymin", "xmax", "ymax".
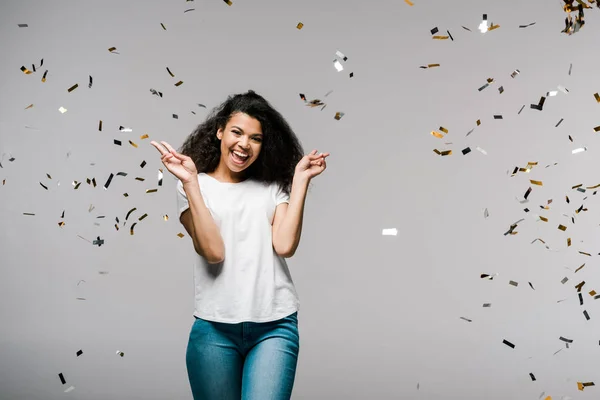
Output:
[{"xmin": 230, "ymin": 151, "xmax": 249, "ymax": 165}]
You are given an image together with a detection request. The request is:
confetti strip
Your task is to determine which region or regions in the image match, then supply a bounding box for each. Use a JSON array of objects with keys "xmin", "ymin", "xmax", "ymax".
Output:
[
  {"xmin": 577, "ymin": 381, "xmax": 595, "ymax": 391},
  {"xmin": 405, "ymin": 0, "xmax": 414, "ymax": 5},
  {"xmin": 519, "ymin": 22, "xmax": 536, "ymax": 28},
  {"xmin": 18, "ymin": 23, "xmax": 28, "ymax": 27},
  {"xmin": 503, "ymin": 339, "xmax": 515, "ymax": 349}
]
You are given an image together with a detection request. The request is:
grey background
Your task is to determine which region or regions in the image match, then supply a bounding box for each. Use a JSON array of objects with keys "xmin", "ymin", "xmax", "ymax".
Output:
[{"xmin": 1, "ymin": 0, "xmax": 600, "ymax": 399}]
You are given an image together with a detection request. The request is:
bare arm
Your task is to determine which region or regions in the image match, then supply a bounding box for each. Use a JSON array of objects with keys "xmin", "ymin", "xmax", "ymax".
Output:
[
  {"xmin": 180, "ymin": 181, "xmax": 225, "ymax": 264},
  {"xmin": 273, "ymin": 176, "xmax": 310, "ymax": 258}
]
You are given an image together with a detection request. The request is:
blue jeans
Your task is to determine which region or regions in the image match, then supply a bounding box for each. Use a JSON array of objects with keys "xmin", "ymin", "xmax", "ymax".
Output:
[{"xmin": 186, "ymin": 311, "xmax": 300, "ymax": 400}]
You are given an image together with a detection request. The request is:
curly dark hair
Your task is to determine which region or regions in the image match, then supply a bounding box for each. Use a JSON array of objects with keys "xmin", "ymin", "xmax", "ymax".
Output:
[{"xmin": 178, "ymin": 90, "xmax": 305, "ymax": 196}]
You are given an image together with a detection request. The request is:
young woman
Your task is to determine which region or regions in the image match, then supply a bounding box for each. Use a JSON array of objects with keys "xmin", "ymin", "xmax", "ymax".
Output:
[{"xmin": 151, "ymin": 90, "xmax": 329, "ymax": 400}]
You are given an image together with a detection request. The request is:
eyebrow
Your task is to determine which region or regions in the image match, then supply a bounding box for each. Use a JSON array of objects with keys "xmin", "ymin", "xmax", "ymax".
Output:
[{"xmin": 232, "ymin": 125, "xmax": 263, "ymax": 136}]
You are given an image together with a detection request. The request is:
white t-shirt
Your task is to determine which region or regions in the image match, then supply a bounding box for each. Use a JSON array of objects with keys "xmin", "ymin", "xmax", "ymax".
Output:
[{"xmin": 176, "ymin": 172, "xmax": 300, "ymax": 323}]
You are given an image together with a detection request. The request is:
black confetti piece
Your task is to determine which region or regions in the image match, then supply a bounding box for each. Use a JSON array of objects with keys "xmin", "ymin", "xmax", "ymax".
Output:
[
  {"xmin": 503, "ymin": 339, "xmax": 515, "ymax": 349},
  {"xmin": 104, "ymin": 173, "xmax": 114, "ymax": 189}
]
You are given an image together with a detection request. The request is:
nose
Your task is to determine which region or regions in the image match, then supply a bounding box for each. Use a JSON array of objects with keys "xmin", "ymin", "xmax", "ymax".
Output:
[{"xmin": 239, "ymin": 138, "xmax": 250, "ymax": 150}]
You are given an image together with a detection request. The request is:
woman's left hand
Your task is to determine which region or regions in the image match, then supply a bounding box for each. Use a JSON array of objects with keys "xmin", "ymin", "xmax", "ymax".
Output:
[{"xmin": 294, "ymin": 150, "xmax": 330, "ymax": 181}]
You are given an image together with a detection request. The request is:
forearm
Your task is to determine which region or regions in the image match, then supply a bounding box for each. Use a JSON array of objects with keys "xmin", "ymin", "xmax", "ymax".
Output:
[
  {"xmin": 183, "ymin": 181, "xmax": 225, "ymax": 263},
  {"xmin": 277, "ymin": 176, "xmax": 310, "ymax": 257}
]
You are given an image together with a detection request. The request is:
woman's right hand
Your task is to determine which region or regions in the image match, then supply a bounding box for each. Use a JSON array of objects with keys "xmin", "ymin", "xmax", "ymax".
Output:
[{"xmin": 150, "ymin": 141, "xmax": 198, "ymax": 184}]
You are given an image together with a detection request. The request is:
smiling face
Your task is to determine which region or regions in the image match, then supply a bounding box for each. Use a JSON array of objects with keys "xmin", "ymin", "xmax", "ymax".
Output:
[{"xmin": 214, "ymin": 112, "xmax": 264, "ymax": 183}]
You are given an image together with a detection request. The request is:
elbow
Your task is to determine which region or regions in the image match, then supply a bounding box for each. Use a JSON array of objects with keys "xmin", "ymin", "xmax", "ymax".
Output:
[{"xmin": 277, "ymin": 247, "xmax": 295, "ymax": 259}]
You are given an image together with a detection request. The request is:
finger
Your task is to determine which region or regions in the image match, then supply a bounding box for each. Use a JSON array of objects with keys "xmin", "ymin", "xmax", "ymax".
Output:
[
  {"xmin": 161, "ymin": 141, "xmax": 185, "ymax": 159},
  {"xmin": 150, "ymin": 141, "xmax": 168, "ymax": 156}
]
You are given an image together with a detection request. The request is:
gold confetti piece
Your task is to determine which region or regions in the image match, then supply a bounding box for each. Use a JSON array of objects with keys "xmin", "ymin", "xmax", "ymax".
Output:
[
  {"xmin": 432, "ymin": 35, "xmax": 449, "ymax": 39},
  {"xmin": 174, "ymin": 80, "xmax": 183, "ymax": 87},
  {"xmin": 590, "ymin": 290, "xmax": 597, "ymax": 296},
  {"xmin": 164, "ymin": 215, "xmax": 169, "ymax": 221},
  {"xmin": 575, "ymin": 263, "xmax": 585, "ymax": 273},
  {"xmin": 108, "ymin": 47, "xmax": 118, "ymax": 53},
  {"xmin": 558, "ymin": 224, "xmax": 567, "ymax": 231},
  {"xmin": 296, "ymin": 22, "xmax": 304, "ymax": 29},
  {"xmin": 530, "ymin": 179, "xmax": 543, "ymax": 186},
  {"xmin": 129, "ymin": 140, "xmax": 138, "ymax": 148},
  {"xmin": 146, "ymin": 189, "xmax": 157, "ymax": 193},
  {"xmin": 58, "ymin": 107, "xmax": 67, "ymax": 113},
  {"xmin": 489, "ymin": 23, "xmax": 500, "ymax": 31},
  {"xmin": 419, "ymin": 64, "xmax": 440, "ymax": 69},
  {"xmin": 577, "ymin": 381, "xmax": 595, "ymax": 391},
  {"xmin": 433, "ymin": 149, "xmax": 452, "ymax": 156},
  {"xmin": 405, "ymin": 0, "xmax": 414, "ymax": 5},
  {"xmin": 539, "ymin": 216, "xmax": 548, "ymax": 222},
  {"xmin": 594, "ymin": 93, "xmax": 600, "ymax": 102},
  {"xmin": 334, "ymin": 112, "xmax": 345, "ymax": 120},
  {"xmin": 594, "ymin": 126, "xmax": 600, "ymax": 132},
  {"xmin": 223, "ymin": 0, "xmax": 232, "ymax": 5},
  {"xmin": 568, "ymin": 238, "xmax": 572, "ymax": 246},
  {"xmin": 67, "ymin": 83, "xmax": 78, "ymax": 92},
  {"xmin": 431, "ymin": 131, "xmax": 444, "ymax": 139},
  {"xmin": 25, "ymin": 104, "xmax": 33, "ymax": 110},
  {"xmin": 161, "ymin": 23, "xmax": 166, "ymax": 30},
  {"xmin": 20, "ymin": 66, "xmax": 33, "ymax": 74},
  {"xmin": 140, "ymin": 134, "xmax": 149, "ymax": 139},
  {"xmin": 177, "ymin": 232, "xmax": 185, "ymax": 238}
]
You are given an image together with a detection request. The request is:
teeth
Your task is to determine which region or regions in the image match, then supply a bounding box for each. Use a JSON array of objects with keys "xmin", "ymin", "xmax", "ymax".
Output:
[{"xmin": 233, "ymin": 151, "xmax": 248, "ymax": 158}]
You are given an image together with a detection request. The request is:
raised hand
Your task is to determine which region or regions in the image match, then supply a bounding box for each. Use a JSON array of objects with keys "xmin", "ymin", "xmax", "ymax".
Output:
[{"xmin": 150, "ymin": 141, "xmax": 198, "ymax": 184}]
